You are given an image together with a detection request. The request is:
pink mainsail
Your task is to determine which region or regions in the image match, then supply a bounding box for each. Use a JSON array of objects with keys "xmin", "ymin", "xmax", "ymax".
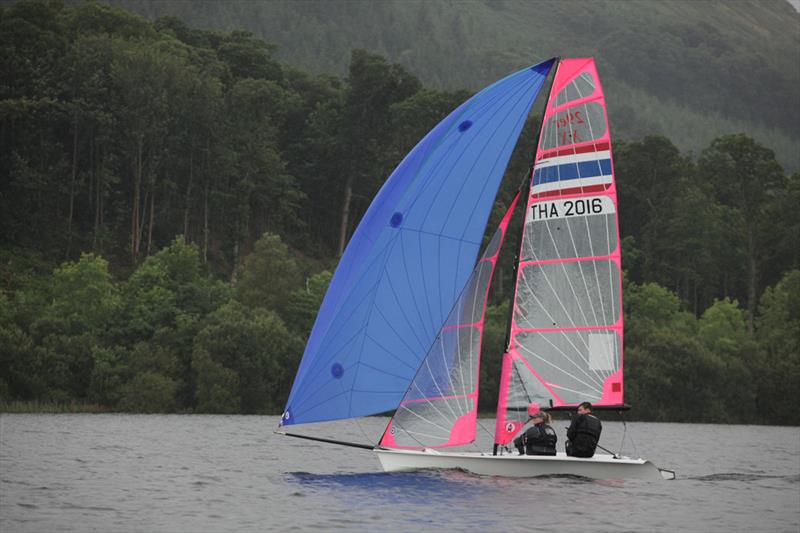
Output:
[
  {"xmin": 380, "ymin": 193, "xmax": 521, "ymax": 449},
  {"xmin": 494, "ymin": 58, "xmax": 624, "ymax": 446}
]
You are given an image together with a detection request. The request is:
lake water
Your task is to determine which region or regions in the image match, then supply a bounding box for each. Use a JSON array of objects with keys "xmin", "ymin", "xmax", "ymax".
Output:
[{"xmin": 1, "ymin": 414, "xmax": 798, "ymax": 532}]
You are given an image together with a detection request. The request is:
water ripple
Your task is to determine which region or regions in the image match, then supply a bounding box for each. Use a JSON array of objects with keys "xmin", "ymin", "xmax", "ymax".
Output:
[
  {"xmin": 1, "ymin": 414, "xmax": 798, "ymax": 533},
  {"xmin": 689, "ymin": 473, "xmax": 796, "ymax": 482}
]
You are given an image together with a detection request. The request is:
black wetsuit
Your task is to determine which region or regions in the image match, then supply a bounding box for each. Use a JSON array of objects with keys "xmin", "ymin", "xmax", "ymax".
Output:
[
  {"xmin": 566, "ymin": 413, "xmax": 602, "ymax": 457},
  {"xmin": 513, "ymin": 423, "xmax": 558, "ymax": 456}
]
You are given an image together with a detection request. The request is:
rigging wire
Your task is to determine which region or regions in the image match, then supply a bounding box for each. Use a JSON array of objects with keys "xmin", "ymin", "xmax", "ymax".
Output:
[
  {"xmin": 476, "ymin": 416, "xmax": 495, "ymax": 443},
  {"xmin": 621, "ymin": 410, "xmax": 639, "ymax": 458},
  {"xmin": 617, "ymin": 409, "xmax": 627, "ymax": 456}
]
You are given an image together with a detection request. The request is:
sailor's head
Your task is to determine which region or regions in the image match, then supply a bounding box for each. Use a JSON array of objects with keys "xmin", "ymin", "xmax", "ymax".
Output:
[
  {"xmin": 577, "ymin": 401, "xmax": 592, "ymax": 414},
  {"xmin": 530, "ymin": 411, "xmax": 545, "ymax": 423}
]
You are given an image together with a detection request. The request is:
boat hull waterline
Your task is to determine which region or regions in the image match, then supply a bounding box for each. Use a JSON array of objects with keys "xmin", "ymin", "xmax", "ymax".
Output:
[{"xmin": 375, "ymin": 447, "xmax": 674, "ymax": 480}]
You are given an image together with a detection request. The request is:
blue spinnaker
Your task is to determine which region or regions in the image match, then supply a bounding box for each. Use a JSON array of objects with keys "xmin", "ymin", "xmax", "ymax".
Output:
[{"xmin": 281, "ymin": 59, "xmax": 555, "ymax": 426}]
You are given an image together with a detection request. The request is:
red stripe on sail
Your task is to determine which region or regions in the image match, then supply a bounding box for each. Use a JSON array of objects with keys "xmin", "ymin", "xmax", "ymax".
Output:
[
  {"xmin": 531, "ymin": 183, "xmax": 610, "ymax": 199},
  {"xmin": 537, "ymin": 141, "xmax": 610, "ymax": 161}
]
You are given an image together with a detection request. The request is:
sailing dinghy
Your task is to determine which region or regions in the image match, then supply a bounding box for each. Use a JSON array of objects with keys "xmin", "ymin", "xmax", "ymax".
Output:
[{"xmin": 278, "ymin": 58, "xmax": 674, "ymax": 481}]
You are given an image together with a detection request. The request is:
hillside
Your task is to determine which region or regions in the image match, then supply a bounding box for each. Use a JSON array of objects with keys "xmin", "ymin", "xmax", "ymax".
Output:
[
  {"xmin": 1, "ymin": 0, "xmax": 797, "ymax": 423},
  {"xmin": 109, "ymin": 0, "xmax": 800, "ymax": 171}
]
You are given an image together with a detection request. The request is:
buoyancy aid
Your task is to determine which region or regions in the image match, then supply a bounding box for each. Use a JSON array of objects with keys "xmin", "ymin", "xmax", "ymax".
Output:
[
  {"xmin": 514, "ymin": 423, "xmax": 558, "ymax": 456},
  {"xmin": 567, "ymin": 414, "xmax": 602, "ymax": 457},
  {"xmin": 577, "ymin": 414, "xmax": 602, "ymax": 440}
]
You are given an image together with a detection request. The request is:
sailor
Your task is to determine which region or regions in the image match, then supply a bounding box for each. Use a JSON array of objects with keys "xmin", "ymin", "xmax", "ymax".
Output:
[
  {"xmin": 514, "ymin": 407, "xmax": 557, "ymax": 456},
  {"xmin": 566, "ymin": 401, "xmax": 602, "ymax": 457}
]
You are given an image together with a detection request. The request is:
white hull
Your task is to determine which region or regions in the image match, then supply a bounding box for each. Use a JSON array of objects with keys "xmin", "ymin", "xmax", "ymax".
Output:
[{"xmin": 375, "ymin": 448, "xmax": 674, "ymax": 481}]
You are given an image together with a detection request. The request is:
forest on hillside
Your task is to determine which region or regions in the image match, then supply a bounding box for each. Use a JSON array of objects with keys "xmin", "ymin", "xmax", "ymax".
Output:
[
  {"xmin": 0, "ymin": 1, "xmax": 798, "ymax": 425},
  {"xmin": 110, "ymin": 0, "xmax": 800, "ymax": 173}
]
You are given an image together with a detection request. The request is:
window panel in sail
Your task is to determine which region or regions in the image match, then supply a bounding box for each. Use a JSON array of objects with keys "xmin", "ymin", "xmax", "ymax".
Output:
[
  {"xmin": 523, "ymin": 196, "xmax": 617, "ymax": 261},
  {"xmin": 404, "ymin": 325, "xmax": 481, "ymax": 402},
  {"xmin": 552, "ymin": 72, "xmax": 597, "ymax": 108},
  {"xmin": 540, "ymin": 102, "xmax": 607, "ymax": 150},
  {"xmin": 506, "ymin": 357, "xmax": 553, "ymax": 419},
  {"xmin": 389, "ymin": 397, "xmax": 474, "ymax": 447},
  {"xmin": 457, "ymin": 260, "xmax": 494, "ymax": 326},
  {"xmin": 515, "ymin": 260, "xmax": 621, "ymax": 329},
  {"xmin": 483, "ymin": 219, "xmax": 504, "ymax": 258},
  {"xmin": 515, "ymin": 329, "xmax": 620, "ymax": 404}
]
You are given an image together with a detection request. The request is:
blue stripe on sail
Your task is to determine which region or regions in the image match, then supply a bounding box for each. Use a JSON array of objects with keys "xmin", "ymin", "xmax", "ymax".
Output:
[
  {"xmin": 281, "ymin": 58, "xmax": 556, "ymax": 427},
  {"xmin": 533, "ymin": 158, "xmax": 612, "ymax": 185}
]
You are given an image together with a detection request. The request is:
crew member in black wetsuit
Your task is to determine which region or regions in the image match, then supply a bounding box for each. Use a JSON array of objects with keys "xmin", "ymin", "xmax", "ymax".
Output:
[
  {"xmin": 566, "ymin": 401, "xmax": 602, "ymax": 457},
  {"xmin": 514, "ymin": 410, "xmax": 557, "ymax": 456}
]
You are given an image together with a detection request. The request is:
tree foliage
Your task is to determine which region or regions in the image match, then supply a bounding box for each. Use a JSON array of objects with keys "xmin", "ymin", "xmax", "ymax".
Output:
[
  {"xmin": 754, "ymin": 270, "xmax": 800, "ymax": 425},
  {"xmin": 0, "ymin": 1, "xmax": 797, "ymax": 424},
  {"xmin": 192, "ymin": 301, "xmax": 302, "ymax": 414},
  {"xmin": 107, "ymin": 0, "xmax": 800, "ymax": 172},
  {"xmin": 234, "ymin": 232, "xmax": 300, "ymax": 316}
]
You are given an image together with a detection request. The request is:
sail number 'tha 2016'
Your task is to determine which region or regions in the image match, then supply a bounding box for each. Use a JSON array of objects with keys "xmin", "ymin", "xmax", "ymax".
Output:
[{"xmin": 531, "ymin": 197, "xmax": 606, "ymax": 220}]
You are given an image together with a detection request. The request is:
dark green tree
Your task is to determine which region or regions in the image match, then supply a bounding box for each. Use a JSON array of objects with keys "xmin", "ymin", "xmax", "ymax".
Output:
[
  {"xmin": 118, "ymin": 371, "xmax": 178, "ymax": 413},
  {"xmin": 26, "ymin": 253, "xmax": 120, "ymax": 400},
  {"xmin": 615, "ymin": 135, "xmax": 696, "ymax": 291},
  {"xmin": 120, "ymin": 236, "xmax": 232, "ymax": 407},
  {"xmin": 193, "ymin": 348, "xmax": 240, "ymax": 413},
  {"xmin": 223, "ymin": 78, "xmax": 305, "ymax": 267},
  {"xmin": 697, "ymin": 298, "xmax": 758, "ymax": 423},
  {"xmin": 336, "ymin": 49, "xmax": 422, "ymax": 255},
  {"xmin": 0, "ymin": 294, "xmax": 37, "ymax": 400},
  {"xmin": 754, "ymin": 270, "xmax": 800, "ymax": 425},
  {"xmin": 284, "ymin": 270, "xmax": 332, "ymax": 338},
  {"xmin": 699, "ymin": 134, "xmax": 787, "ymax": 331},
  {"xmin": 478, "ymin": 301, "xmax": 510, "ymax": 412},
  {"xmin": 624, "ymin": 279, "xmax": 725, "ymax": 421},
  {"xmin": 235, "ymin": 232, "xmax": 301, "ymax": 318},
  {"xmin": 192, "ymin": 300, "xmax": 302, "ymax": 413}
]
